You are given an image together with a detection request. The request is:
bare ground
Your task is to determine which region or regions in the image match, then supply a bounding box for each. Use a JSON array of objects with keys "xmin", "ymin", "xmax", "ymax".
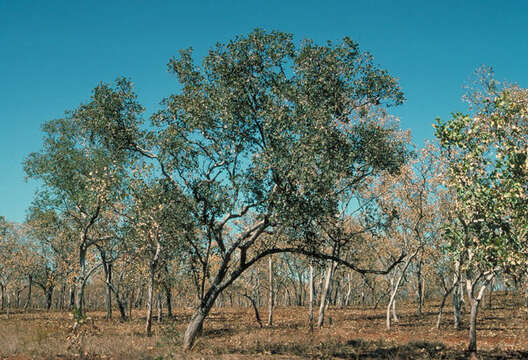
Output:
[{"xmin": 1, "ymin": 292, "xmax": 527, "ymax": 359}]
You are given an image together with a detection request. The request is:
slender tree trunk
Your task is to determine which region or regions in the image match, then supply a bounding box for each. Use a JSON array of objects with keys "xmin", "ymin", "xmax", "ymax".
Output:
[
  {"xmin": 69, "ymin": 285, "xmax": 76, "ymax": 310},
  {"xmin": 58, "ymin": 281, "xmax": 65, "ymax": 310},
  {"xmin": 344, "ymin": 273, "xmax": 352, "ymax": 307},
  {"xmin": 115, "ymin": 295, "xmax": 127, "ymax": 321},
  {"xmin": 392, "ymin": 297, "xmax": 398, "ymax": 322},
  {"xmin": 1, "ymin": 283, "xmax": 4, "ymax": 310},
  {"xmin": 308, "ymin": 262, "xmax": 314, "ymax": 327},
  {"xmin": 436, "ymin": 292, "xmax": 449, "ymax": 329},
  {"xmin": 157, "ymin": 291, "xmax": 163, "ymax": 323},
  {"xmin": 416, "ymin": 259, "xmax": 423, "ymax": 316},
  {"xmin": 24, "ymin": 275, "xmax": 32, "ymax": 311},
  {"xmin": 267, "ymin": 256, "xmax": 274, "ymax": 326},
  {"xmin": 317, "ymin": 260, "xmax": 336, "ymax": 328},
  {"xmin": 453, "ymin": 286, "xmax": 461, "ymax": 330},
  {"xmin": 16, "ymin": 288, "xmax": 21, "ymax": 308},
  {"xmin": 6, "ymin": 290, "xmax": 11, "ymax": 317},
  {"xmin": 145, "ymin": 265, "xmax": 155, "ymax": 336},
  {"xmin": 466, "ymin": 273, "xmax": 494, "ymax": 359},
  {"xmin": 135, "ymin": 285, "xmax": 143, "ymax": 308},
  {"xmin": 128, "ymin": 288, "xmax": 134, "ymax": 319},
  {"xmin": 459, "ymin": 280, "xmax": 466, "ymax": 312},
  {"xmin": 244, "ymin": 293, "xmax": 263, "ymax": 328},
  {"xmin": 387, "ymin": 249, "xmax": 418, "ymax": 331},
  {"xmin": 453, "ymin": 261, "xmax": 462, "ymax": 330},
  {"xmin": 163, "ymin": 282, "xmax": 172, "ymax": 318},
  {"xmin": 488, "ymin": 278, "xmax": 494, "ymax": 309},
  {"xmin": 76, "ymin": 245, "xmax": 87, "ymax": 315},
  {"xmin": 105, "ymin": 263, "xmax": 113, "ymax": 319}
]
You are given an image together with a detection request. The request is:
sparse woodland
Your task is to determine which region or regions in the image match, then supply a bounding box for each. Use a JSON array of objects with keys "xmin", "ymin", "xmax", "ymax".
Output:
[{"xmin": 2, "ymin": 30, "xmax": 528, "ymax": 359}]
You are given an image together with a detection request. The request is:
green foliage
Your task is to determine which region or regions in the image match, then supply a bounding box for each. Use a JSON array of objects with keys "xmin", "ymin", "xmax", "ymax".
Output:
[
  {"xmin": 435, "ymin": 78, "xmax": 528, "ymax": 272},
  {"xmin": 85, "ymin": 29, "xmax": 409, "ymax": 244}
]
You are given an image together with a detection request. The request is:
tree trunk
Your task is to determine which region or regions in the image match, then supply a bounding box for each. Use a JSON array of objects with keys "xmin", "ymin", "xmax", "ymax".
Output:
[
  {"xmin": 0, "ymin": 283, "xmax": 4, "ymax": 310},
  {"xmin": 6, "ymin": 290, "xmax": 11, "ymax": 317},
  {"xmin": 135, "ymin": 285, "xmax": 143, "ymax": 308},
  {"xmin": 436, "ymin": 292, "xmax": 449, "ymax": 329},
  {"xmin": 163, "ymin": 282, "xmax": 173, "ymax": 318},
  {"xmin": 104, "ymin": 263, "xmax": 113, "ymax": 320},
  {"xmin": 145, "ymin": 265, "xmax": 155, "ymax": 337},
  {"xmin": 23, "ymin": 276, "xmax": 32, "ymax": 311},
  {"xmin": 58, "ymin": 281, "xmax": 65, "ymax": 310},
  {"xmin": 157, "ymin": 291, "xmax": 163, "ymax": 323},
  {"xmin": 128, "ymin": 288, "xmax": 134, "ymax": 319},
  {"xmin": 16, "ymin": 288, "xmax": 21, "ymax": 308},
  {"xmin": 466, "ymin": 272, "xmax": 494, "ymax": 359},
  {"xmin": 392, "ymin": 297, "xmax": 398, "ymax": 322},
  {"xmin": 267, "ymin": 256, "xmax": 273, "ymax": 326},
  {"xmin": 416, "ymin": 259, "xmax": 423, "ymax": 316},
  {"xmin": 69, "ymin": 285, "xmax": 76, "ymax": 310},
  {"xmin": 468, "ymin": 298, "xmax": 480, "ymax": 359},
  {"xmin": 317, "ymin": 260, "xmax": 336, "ymax": 328},
  {"xmin": 116, "ymin": 294, "xmax": 127, "ymax": 321},
  {"xmin": 244, "ymin": 294, "xmax": 263, "ymax": 328},
  {"xmin": 344, "ymin": 273, "xmax": 352, "ymax": 307},
  {"xmin": 453, "ymin": 286, "xmax": 461, "ymax": 330},
  {"xmin": 76, "ymin": 246, "xmax": 87, "ymax": 315},
  {"xmin": 387, "ymin": 249, "xmax": 418, "ymax": 330},
  {"xmin": 182, "ymin": 288, "xmax": 220, "ymax": 351},
  {"xmin": 308, "ymin": 262, "xmax": 314, "ymax": 327},
  {"xmin": 45, "ymin": 286, "xmax": 54, "ymax": 311},
  {"xmin": 488, "ymin": 278, "xmax": 494, "ymax": 309}
]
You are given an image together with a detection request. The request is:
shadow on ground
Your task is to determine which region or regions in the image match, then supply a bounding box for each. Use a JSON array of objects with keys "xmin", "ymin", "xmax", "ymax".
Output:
[{"xmin": 216, "ymin": 338, "xmax": 528, "ymax": 359}]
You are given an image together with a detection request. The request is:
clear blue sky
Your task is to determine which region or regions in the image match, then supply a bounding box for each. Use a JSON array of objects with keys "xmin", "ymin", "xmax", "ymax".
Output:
[{"xmin": 1, "ymin": 0, "xmax": 527, "ymax": 223}]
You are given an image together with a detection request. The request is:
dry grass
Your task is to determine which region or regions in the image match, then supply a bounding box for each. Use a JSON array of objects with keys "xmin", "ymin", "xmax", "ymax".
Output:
[{"xmin": 1, "ymin": 292, "xmax": 528, "ymax": 359}]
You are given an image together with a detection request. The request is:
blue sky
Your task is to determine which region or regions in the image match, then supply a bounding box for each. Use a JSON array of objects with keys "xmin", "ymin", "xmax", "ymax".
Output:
[{"xmin": 1, "ymin": 0, "xmax": 527, "ymax": 223}]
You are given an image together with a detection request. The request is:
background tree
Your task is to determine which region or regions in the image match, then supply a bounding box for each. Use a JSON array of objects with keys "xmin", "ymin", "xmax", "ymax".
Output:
[
  {"xmin": 435, "ymin": 70, "xmax": 528, "ymax": 358},
  {"xmin": 24, "ymin": 80, "xmax": 136, "ymax": 316}
]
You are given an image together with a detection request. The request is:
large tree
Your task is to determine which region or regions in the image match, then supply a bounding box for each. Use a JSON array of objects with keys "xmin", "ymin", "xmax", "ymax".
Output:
[{"xmin": 54, "ymin": 29, "xmax": 409, "ymax": 349}]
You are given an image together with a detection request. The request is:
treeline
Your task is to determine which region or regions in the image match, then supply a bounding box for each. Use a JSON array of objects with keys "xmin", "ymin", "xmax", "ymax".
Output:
[{"xmin": 1, "ymin": 30, "xmax": 528, "ymax": 357}]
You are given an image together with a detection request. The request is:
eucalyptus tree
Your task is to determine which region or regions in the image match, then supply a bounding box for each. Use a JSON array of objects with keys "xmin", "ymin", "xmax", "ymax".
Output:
[
  {"xmin": 76, "ymin": 29, "xmax": 409, "ymax": 349},
  {"xmin": 435, "ymin": 74, "xmax": 528, "ymax": 358},
  {"xmin": 124, "ymin": 170, "xmax": 190, "ymax": 336},
  {"xmin": 24, "ymin": 81, "xmax": 135, "ymax": 315}
]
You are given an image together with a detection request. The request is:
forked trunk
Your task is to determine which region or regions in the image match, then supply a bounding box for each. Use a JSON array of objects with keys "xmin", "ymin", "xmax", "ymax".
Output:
[
  {"xmin": 465, "ymin": 271, "xmax": 494, "ymax": 358},
  {"xmin": 317, "ymin": 260, "xmax": 336, "ymax": 328},
  {"xmin": 387, "ymin": 249, "xmax": 417, "ymax": 331}
]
